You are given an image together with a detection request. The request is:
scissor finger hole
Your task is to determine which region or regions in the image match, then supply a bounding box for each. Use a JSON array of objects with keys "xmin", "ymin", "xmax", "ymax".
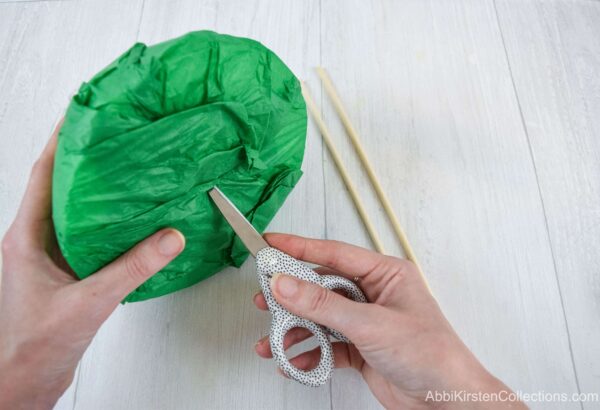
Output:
[
  {"xmin": 270, "ymin": 316, "xmax": 334, "ymax": 386},
  {"xmin": 283, "ymin": 327, "xmax": 320, "ymax": 370},
  {"xmin": 282, "ymin": 327, "xmax": 314, "ymax": 352},
  {"xmin": 331, "ymin": 288, "xmax": 350, "ymax": 298},
  {"xmin": 288, "ymin": 346, "xmax": 326, "ymax": 371},
  {"xmin": 322, "ymin": 276, "xmax": 367, "ymax": 303}
]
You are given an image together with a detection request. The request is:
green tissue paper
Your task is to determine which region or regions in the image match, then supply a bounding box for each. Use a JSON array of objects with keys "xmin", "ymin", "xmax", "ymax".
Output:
[{"xmin": 52, "ymin": 31, "xmax": 307, "ymax": 302}]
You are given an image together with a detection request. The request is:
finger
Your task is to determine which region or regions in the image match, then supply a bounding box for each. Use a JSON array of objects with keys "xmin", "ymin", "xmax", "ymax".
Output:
[
  {"xmin": 77, "ymin": 228, "xmax": 185, "ymax": 306},
  {"xmin": 288, "ymin": 342, "xmax": 363, "ymax": 371},
  {"xmin": 253, "ymin": 292, "xmax": 268, "ymax": 311},
  {"xmin": 264, "ymin": 233, "xmax": 391, "ymax": 281},
  {"xmin": 253, "ymin": 270, "xmax": 343, "ymax": 311},
  {"xmin": 254, "ymin": 327, "xmax": 314, "ymax": 358},
  {"xmin": 13, "ymin": 118, "xmax": 63, "ymax": 247},
  {"xmin": 270, "ymin": 273, "xmax": 380, "ymax": 344},
  {"xmin": 313, "ymin": 267, "xmax": 357, "ymax": 297}
]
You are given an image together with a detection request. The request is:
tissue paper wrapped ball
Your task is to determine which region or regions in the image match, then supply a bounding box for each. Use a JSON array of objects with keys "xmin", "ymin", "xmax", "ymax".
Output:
[{"xmin": 52, "ymin": 31, "xmax": 306, "ymax": 302}]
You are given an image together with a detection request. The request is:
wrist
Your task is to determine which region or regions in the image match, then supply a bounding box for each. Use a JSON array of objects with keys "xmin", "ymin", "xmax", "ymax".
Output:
[
  {"xmin": 436, "ymin": 367, "xmax": 526, "ymax": 410},
  {"xmin": 0, "ymin": 340, "xmax": 71, "ymax": 410},
  {"xmin": 426, "ymin": 341, "xmax": 526, "ymax": 410}
]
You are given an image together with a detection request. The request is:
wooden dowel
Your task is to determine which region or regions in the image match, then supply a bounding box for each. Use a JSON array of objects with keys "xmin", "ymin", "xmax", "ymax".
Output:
[
  {"xmin": 316, "ymin": 67, "xmax": 430, "ymax": 291},
  {"xmin": 301, "ymin": 82, "xmax": 386, "ymax": 254}
]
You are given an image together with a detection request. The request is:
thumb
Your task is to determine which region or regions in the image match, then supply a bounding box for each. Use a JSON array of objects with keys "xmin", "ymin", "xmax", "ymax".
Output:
[
  {"xmin": 79, "ymin": 228, "xmax": 185, "ymax": 305},
  {"xmin": 270, "ymin": 273, "xmax": 376, "ymax": 344}
]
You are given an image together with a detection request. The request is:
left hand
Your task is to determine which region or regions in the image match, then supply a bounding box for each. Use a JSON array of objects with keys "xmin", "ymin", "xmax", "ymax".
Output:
[{"xmin": 0, "ymin": 120, "xmax": 186, "ymax": 409}]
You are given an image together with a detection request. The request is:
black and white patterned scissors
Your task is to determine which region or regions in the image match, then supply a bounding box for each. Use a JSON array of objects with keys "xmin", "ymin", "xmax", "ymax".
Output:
[{"xmin": 209, "ymin": 187, "xmax": 367, "ymax": 387}]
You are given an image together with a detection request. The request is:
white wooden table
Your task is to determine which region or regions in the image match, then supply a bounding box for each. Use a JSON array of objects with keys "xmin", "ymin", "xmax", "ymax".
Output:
[{"xmin": 1, "ymin": 1, "xmax": 599, "ymax": 409}]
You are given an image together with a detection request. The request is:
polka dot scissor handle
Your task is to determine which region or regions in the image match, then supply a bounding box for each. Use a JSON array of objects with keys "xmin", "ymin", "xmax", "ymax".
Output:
[{"xmin": 256, "ymin": 247, "xmax": 367, "ymax": 387}]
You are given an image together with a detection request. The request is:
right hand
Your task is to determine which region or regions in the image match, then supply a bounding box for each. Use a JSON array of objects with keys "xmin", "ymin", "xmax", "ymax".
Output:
[{"xmin": 253, "ymin": 233, "xmax": 526, "ymax": 409}]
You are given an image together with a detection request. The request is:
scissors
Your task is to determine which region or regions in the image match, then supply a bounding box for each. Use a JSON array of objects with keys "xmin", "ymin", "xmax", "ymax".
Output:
[{"xmin": 209, "ymin": 187, "xmax": 367, "ymax": 387}]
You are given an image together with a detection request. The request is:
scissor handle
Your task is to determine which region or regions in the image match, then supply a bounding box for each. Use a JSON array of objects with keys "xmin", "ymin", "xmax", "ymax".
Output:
[
  {"xmin": 256, "ymin": 247, "xmax": 367, "ymax": 386},
  {"xmin": 269, "ymin": 312, "xmax": 334, "ymax": 387},
  {"xmin": 320, "ymin": 275, "xmax": 367, "ymax": 342}
]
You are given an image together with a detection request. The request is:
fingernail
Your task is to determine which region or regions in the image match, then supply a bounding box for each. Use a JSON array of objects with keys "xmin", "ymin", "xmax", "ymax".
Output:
[
  {"xmin": 254, "ymin": 337, "xmax": 269, "ymax": 353},
  {"xmin": 158, "ymin": 229, "xmax": 185, "ymax": 256},
  {"xmin": 271, "ymin": 273, "xmax": 298, "ymax": 298}
]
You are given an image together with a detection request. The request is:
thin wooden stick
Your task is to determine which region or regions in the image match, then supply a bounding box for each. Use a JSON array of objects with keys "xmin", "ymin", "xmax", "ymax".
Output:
[
  {"xmin": 316, "ymin": 67, "xmax": 430, "ymax": 290},
  {"xmin": 301, "ymin": 82, "xmax": 386, "ymax": 254}
]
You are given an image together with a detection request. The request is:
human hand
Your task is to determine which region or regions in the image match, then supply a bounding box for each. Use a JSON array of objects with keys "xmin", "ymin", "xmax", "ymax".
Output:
[
  {"xmin": 0, "ymin": 120, "xmax": 186, "ymax": 410},
  {"xmin": 253, "ymin": 234, "xmax": 526, "ymax": 409}
]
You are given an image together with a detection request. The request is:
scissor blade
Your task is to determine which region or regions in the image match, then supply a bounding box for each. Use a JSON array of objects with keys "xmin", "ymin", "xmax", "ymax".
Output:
[{"xmin": 209, "ymin": 187, "xmax": 268, "ymax": 257}]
